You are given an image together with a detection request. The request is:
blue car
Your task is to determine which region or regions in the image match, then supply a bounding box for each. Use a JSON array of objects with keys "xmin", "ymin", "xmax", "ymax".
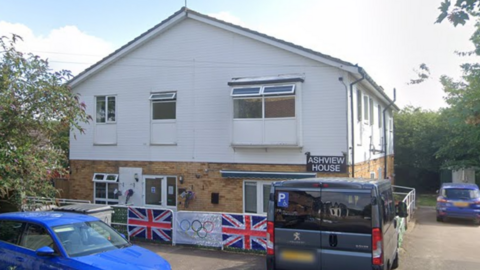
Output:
[
  {"xmin": 0, "ymin": 211, "xmax": 171, "ymax": 270},
  {"xmin": 436, "ymin": 183, "xmax": 480, "ymax": 224}
]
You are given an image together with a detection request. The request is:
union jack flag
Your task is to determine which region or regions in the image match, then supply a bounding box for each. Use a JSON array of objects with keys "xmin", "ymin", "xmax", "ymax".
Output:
[
  {"xmin": 127, "ymin": 207, "xmax": 172, "ymax": 242},
  {"xmin": 222, "ymin": 214, "xmax": 267, "ymax": 251}
]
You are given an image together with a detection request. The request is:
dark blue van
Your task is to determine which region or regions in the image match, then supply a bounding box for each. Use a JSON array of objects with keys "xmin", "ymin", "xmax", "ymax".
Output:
[{"xmin": 266, "ymin": 178, "xmax": 407, "ymax": 270}]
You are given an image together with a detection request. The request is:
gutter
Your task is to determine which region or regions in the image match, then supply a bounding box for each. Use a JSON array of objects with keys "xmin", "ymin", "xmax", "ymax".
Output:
[
  {"xmin": 383, "ymin": 88, "xmax": 396, "ymax": 179},
  {"xmin": 349, "ymin": 70, "xmax": 365, "ymax": 178}
]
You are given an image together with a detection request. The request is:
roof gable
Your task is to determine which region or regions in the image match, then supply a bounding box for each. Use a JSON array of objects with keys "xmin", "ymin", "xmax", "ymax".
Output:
[
  {"xmin": 68, "ymin": 7, "xmax": 397, "ymax": 110},
  {"xmin": 69, "ymin": 7, "xmax": 359, "ymax": 87}
]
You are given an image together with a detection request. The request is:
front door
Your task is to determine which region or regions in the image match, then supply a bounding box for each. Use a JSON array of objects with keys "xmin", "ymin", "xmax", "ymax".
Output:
[{"xmin": 144, "ymin": 176, "xmax": 177, "ymax": 210}]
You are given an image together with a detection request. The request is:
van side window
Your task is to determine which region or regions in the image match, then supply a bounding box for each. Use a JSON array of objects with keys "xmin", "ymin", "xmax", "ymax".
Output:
[
  {"xmin": 380, "ymin": 188, "xmax": 395, "ymax": 226},
  {"xmin": 321, "ymin": 191, "xmax": 372, "ymax": 234}
]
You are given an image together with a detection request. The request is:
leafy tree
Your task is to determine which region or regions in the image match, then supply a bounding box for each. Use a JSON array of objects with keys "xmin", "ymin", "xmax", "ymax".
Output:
[
  {"xmin": 394, "ymin": 106, "xmax": 444, "ymax": 191},
  {"xmin": 436, "ymin": 0, "xmax": 480, "ymax": 26},
  {"xmin": 435, "ymin": 68, "xmax": 480, "ymax": 169},
  {"xmin": 0, "ymin": 35, "xmax": 91, "ymax": 210},
  {"xmin": 432, "ymin": 1, "xmax": 480, "ymax": 170}
]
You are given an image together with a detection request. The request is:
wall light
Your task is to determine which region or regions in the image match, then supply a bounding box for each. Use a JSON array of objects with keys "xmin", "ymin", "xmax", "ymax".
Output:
[
  {"xmin": 134, "ymin": 173, "xmax": 139, "ymax": 182},
  {"xmin": 179, "ymin": 176, "xmax": 184, "ymax": 184}
]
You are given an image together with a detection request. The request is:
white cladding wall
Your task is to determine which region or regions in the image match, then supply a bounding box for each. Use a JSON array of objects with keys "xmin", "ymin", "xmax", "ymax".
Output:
[
  {"xmin": 70, "ymin": 19, "xmax": 349, "ymax": 164},
  {"xmin": 350, "ymin": 80, "xmax": 394, "ymax": 169}
]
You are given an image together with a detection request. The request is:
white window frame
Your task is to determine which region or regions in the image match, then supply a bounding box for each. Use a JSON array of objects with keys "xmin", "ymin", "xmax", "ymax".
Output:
[
  {"xmin": 243, "ymin": 180, "xmax": 272, "ymax": 215},
  {"xmin": 95, "ymin": 96, "xmax": 116, "ymax": 124},
  {"xmin": 92, "ymin": 173, "xmax": 119, "ymax": 205},
  {"xmin": 150, "ymin": 91, "xmax": 176, "ymax": 121},
  {"xmin": 150, "ymin": 92, "xmax": 176, "ymax": 101},
  {"xmin": 363, "ymin": 95, "xmax": 369, "ymax": 123},
  {"xmin": 369, "ymin": 98, "xmax": 374, "ymax": 126},
  {"xmin": 378, "ymin": 104, "xmax": 382, "ymax": 129},
  {"xmin": 232, "ymin": 85, "xmax": 296, "ymax": 120},
  {"xmin": 143, "ymin": 175, "xmax": 177, "ymax": 210},
  {"xmin": 357, "ymin": 89, "xmax": 362, "ymax": 122},
  {"xmin": 231, "ymin": 84, "xmax": 295, "ymax": 97}
]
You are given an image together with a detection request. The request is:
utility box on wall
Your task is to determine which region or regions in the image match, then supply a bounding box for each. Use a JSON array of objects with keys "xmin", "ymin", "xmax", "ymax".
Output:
[{"xmin": 118, "ymin": 167, "xmax": 143, "ymax": 206}]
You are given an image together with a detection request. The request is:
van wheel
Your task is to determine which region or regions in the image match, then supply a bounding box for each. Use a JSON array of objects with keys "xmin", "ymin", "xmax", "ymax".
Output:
[
  {"xmin": 436, "ymin": 216, "xmax": 443, "ymax": 222},
  {"xmin": 391, "ymin": 251, "xmax": 399, "ymax": 269}
]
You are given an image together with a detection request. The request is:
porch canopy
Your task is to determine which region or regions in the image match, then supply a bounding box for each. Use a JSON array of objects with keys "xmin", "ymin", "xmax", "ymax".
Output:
[{"xmin": 220, "ymin": 170, "xmax": 316, "ymax": 180}]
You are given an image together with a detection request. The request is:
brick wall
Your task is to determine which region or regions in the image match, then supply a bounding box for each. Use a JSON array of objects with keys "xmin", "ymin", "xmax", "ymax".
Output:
[
  {"xmin": 69, "ymin": 155, "xmax": 393, "ymax": 213},
  {"xmin": 352, "ymin": 155, "xmax": 395, "ymax": 183}
]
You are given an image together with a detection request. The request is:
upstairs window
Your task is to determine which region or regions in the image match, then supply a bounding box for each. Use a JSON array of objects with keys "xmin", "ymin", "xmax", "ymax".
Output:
[
  {"xmin": 150, "ymin": 92, "xmax": 176, "ymax": 120},
  {"xmin": 357, "ymin": 89, "xmax": 362, "ymax": 122},
  {"xmin": 378, "ymin": 105, "xmax": 382, "ymax": 128},
  {"xmin": 96, "ymin": 96, "xmax": 116, "ymax": 123},
  {"xmin": 232, "ymin": 85, "xmax": 295, "ymax": 119},
  {"xmin": 363, "ymin": 95, "xmax": 369, "ymax": 122},
  {"xmin": 369, "ymin": 98, "xmax": 374, "ymax": 126}
]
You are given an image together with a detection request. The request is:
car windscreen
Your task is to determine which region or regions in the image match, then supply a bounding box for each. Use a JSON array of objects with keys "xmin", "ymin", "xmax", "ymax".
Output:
[
  {"xmin": 53, "ymin": 221, "xmax": 131, "ymax": 257},
  {"xmin": 274, "ymin": 189, "xmax": 372, "ymax": 234},
  {"xmin": 443, "ymin": 188, "xmax": 480, "ymax": 200}
]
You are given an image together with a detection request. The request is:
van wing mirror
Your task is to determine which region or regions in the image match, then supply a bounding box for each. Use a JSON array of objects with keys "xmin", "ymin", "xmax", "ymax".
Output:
[{"xmin": 396, "ymin": 202, "xmax": 408, "ymax": 218}]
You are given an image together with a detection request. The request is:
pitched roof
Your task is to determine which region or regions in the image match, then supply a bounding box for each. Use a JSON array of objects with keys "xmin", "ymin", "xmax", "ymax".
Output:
[{"xmin": 69, "ymin": 7, "xmax": 398, "ymax": 109}]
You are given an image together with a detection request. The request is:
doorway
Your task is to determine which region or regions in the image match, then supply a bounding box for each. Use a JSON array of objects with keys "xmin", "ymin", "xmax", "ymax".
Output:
[{"xmin": 143, "ymin": 176, "xmax": 177, "ymax": 210}]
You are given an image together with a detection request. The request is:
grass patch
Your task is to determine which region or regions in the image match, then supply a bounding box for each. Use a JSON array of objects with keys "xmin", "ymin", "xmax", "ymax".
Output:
[{"xmin": 416, "ymin": 194, "xmax": 437, "ymax": 207}]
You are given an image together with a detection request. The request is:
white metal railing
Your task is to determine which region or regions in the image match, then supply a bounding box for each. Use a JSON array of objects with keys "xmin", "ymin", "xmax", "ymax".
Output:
[
  {"xmin": 393, "ymin": 185, "xmax": 416, "ymax": 223},
  {"xmin": 393, "ymin": 185, "xmax": 415, "ymax": 247},
  {"xmin": 23, "ymin": 196, "xmax": 91, "ymax": 211}
]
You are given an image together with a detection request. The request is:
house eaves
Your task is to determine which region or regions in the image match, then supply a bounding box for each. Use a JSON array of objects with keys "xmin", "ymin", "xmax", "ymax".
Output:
[
  {"xmin": 357, "ymin": 68, "xmax": 400, "ymax": 111},
  {"xmin": 69, "ymin": 7, "xmax": 397, "ymax": 108}
]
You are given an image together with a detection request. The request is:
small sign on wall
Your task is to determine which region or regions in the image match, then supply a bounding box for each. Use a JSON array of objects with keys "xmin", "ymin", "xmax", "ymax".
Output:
[{"xmin": 306, "ymin": 154, "xmax": 347, "ymax": 173}]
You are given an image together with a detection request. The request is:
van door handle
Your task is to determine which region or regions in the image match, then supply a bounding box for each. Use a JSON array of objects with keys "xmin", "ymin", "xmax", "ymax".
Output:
[
  {"xmin": 16, "ymin": 257, "xmax": 24, "ymax": 262},
  {"xmin": 329, "ymin": 234, "xmax": 338, "ymax": 247}
]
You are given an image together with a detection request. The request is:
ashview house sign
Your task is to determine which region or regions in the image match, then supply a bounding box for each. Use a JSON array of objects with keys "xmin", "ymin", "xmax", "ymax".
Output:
[{"xmin": 306, "ymin": 154, "xmax": 347, "ymax": 173}]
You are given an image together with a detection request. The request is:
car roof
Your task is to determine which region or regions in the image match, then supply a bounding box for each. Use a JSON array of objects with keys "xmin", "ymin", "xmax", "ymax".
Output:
[
  {"xmin": 0, "ymin": 211, "xmax": 100, "ymax": 227},
  {"xmin": 441, "ymin": 183, "xmax": 479, "ymax": 190}
]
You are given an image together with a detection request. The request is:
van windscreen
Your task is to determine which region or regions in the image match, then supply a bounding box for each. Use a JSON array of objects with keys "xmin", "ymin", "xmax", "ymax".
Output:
[{"xmin": 274, "ymin": 190, "xmax": 372, "ymax": 234}]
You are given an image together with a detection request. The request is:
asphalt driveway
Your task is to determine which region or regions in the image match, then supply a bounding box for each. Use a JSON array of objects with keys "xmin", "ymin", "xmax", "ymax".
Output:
[
  {"xmin": 135, "ymin": 242, "xmax": 266, "ymax": 270},
  {"xmin": 138, "ymin": 207, "xmax": 480, "ymax": 270},
  {"xmin": 399, "ymin": 207, "xmax": 480, "ymax": 270}
]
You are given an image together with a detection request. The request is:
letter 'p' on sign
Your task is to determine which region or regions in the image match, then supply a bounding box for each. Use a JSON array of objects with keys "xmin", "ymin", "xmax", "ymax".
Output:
[{"xmin": 277, "ymin": 192, "xmax": 289, "ymax": 207}]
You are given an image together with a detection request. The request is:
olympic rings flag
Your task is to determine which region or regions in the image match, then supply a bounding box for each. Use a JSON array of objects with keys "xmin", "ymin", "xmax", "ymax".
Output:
[{"xmin": 175, "ymin": 212, "xmax": 222, "ymax": 247}]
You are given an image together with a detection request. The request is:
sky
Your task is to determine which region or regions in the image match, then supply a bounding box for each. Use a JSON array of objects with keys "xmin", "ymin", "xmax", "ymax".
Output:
[{"xmin": 1, "ymin": 0, "xmax": 478, "ymax": 111}]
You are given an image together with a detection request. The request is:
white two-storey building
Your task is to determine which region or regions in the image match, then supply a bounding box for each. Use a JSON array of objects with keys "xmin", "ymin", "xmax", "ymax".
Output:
[{"xmin": 68, "ymin": 8, "xmax": 398, "ymax": 214}]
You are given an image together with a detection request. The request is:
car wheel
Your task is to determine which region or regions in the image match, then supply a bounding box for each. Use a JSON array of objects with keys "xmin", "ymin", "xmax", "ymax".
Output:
[
  {"xmin": 436, "ymin": 216, "xmax": 443, "ymax": 222},
  {"xmin": 391, "ymin": 250, "xmax": 399, "ymax": 269}
]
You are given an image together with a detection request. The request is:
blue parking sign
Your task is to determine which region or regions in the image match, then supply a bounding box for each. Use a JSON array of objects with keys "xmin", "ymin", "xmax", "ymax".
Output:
[{"xmin": 277, "ymin": 192, "xmax": 289, "ymax": 207}]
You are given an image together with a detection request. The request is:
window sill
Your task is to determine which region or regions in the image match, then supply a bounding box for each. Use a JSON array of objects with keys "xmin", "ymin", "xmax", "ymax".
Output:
[{"xmin": 231, "ymin": 143, "xmax": 302, "ymax": 149}]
